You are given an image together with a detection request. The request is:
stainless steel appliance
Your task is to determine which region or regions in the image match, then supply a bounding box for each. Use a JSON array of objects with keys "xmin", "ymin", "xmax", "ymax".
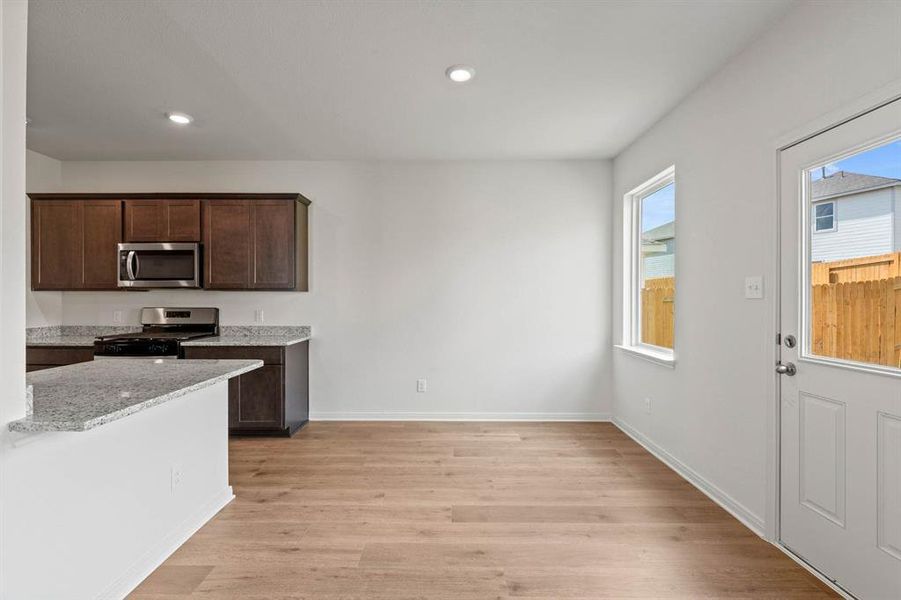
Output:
[
  {"xmin": 117, "ymin": 242, "xmax": 201, "ymax": 288},
  {"xmin": 93, "ymin": 307, "xmax": 219, "ymax": 358}
]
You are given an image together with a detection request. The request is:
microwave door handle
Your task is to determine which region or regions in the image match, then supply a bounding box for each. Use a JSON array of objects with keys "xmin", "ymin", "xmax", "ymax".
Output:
[
  {"xmin": 126, "ymin": 251, "xmax": 137, "ymax": 280},
  {"xmin": 133, "ymin": 252, "xmax": 141, "ymax": 279}
]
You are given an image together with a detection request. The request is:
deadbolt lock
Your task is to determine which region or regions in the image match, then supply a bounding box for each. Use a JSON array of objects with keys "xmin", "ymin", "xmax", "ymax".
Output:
[{"xmin": 783, "ymin": 334, "xmax": 797, "ymax": 349}]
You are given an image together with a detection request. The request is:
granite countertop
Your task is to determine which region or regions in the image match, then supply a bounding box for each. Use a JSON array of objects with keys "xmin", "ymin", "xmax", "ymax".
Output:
[
  {"xmin": 26, "ymin": 325, "xmax": 312, "ymax": 348},
  {"xmin": 26, "ymin": 326, "xmax": 136, "ymax": 347},
  {"xmin": 9, "ymin": 359, "xmax": 262, "ymax": 433},
  {"xmin": 181, "ymin": 326, "xmax": 311, "ymax": 347}
]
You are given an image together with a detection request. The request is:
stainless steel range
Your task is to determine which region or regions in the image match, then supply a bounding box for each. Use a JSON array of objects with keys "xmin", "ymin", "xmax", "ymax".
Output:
[{"xmin": 93, "ymin": 307, "xmax": 219, "ymax": 358}]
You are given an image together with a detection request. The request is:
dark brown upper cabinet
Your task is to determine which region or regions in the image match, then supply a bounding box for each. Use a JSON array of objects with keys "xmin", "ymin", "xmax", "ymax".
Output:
[
  {"xmin": 82, "ymin": 200, "xmax": 124, "ymax": 289},
  {"xmin": 252, "ymin": 200, "xmax": 297, "ymax": 289},
  {"xmin": 203, "ymin": 200, "xmax": 252, "ymax": 289},
  {"xmin": 204, "ymin": 198, "xmax": 308, "ymax": 291},
  {"xmin": 29, "ymin": 193, "xmax": 309, "ymax": 292},
  {"xmin": 32, "ymin": 200, "xmax": 83, "ymax": 290},
  {"xmin": 31, "ymin": 199, "xmax": 122, "ymax": 290},
  {"xmin": 124, "ymin": 199, "xmax": 201, "ymax": 242}
]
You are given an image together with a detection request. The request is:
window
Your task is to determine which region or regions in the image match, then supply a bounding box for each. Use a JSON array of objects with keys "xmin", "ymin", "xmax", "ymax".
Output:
[
  {"xmin": 805, "ymin": 136, "xmax": 901, "ymax": 372},
  {"xmin": 813, "ymin": 201, "xmax": 835, "ymax": 231},
  {"xmin": 620, "ymin": 166, "xmax": 675, "ymax": 364}
]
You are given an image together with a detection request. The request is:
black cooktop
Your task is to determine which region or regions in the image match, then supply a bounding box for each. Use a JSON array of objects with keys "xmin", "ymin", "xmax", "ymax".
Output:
[
  {"xmin": 95, "ymin": 329, "xmax": 213, "ymax": 342},
  {"xmin": 93, "ymin": 307, "xmax": 219, "ymax": 357}
]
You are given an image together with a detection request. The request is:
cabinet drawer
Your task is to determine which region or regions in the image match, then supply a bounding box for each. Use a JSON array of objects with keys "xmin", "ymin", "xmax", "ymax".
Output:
[
  {"xmin": 26, "ymin": 347, "xmax": 94, "ymax": 366},
  {"xmin": 182, "ymin": 345, "xmax": 283, "ymax": 365}
]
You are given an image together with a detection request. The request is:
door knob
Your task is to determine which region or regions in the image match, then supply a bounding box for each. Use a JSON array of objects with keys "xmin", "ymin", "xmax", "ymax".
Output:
[{"xmin": 775, "ymin": 362, "xmax": 797, "ymax": 376}]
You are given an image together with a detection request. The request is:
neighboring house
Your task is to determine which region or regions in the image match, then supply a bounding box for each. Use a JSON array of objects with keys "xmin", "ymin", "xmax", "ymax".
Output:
[
  {"xmin": 810, "ymin": 171, "xmax": 901, "ymax": 262},
  {"xmin": 641, "ymin": 220, "xmax": 674, "ymax": 279}
]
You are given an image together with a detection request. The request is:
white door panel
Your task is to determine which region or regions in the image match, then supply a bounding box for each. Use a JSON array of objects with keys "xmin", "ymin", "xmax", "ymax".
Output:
[
  {"xmin": 878, "ymin": 412, "xmax": 901, "ymax": 561},
  {"xmin": 799, "ymin": 393, "xmax": 846, "ymax": 526},
  {"xmin": 780, "ymin": 98, "xmax": 901, "ymax": 599}
]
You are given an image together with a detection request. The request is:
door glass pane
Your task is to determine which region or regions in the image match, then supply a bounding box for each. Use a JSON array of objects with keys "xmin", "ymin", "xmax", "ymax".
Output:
[
  {"xmin": 640, "ymin": 182, "xmax": 675, "ymax": 349},
  {"xmin": 807, "ymin": 137, "xmax": 901, "ymax": 369}
]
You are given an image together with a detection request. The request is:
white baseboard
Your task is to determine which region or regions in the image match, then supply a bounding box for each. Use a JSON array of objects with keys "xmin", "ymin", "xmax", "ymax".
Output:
[
  {"xmin": 96, "ymin": 486, "xmax": 234, "ymax": 600},
  {"xmin": 612, "ymin": 417, "xmax": 765, "ymax": 536},
  {"xmin": 311, "ymin": 411, "xmax": 612, "ymax": 422}
]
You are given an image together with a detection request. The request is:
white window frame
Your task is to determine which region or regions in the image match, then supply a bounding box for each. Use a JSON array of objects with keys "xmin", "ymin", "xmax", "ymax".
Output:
[
  {"xmin": 617, "ymin": 165, "xmax": 676, "ymax": 367},
  {"xmin": 812, "ymin": 200, "xmax": 836, "ymax": 233}
]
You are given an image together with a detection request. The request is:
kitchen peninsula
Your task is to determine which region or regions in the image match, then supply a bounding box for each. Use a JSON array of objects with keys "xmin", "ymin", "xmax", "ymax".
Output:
[{"xmin": 4, "ymin": 358, "xmax": 261, "ymax": 599}]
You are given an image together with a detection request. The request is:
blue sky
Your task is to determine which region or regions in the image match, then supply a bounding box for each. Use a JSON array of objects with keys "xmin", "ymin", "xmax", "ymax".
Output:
[
  {"xmin": 810, "ymin": 138, "xmax": 901, "ymax": 181},
  {"xmin": 640, "ymin": 138, "xmax": 900, "ymax": 232},
  {"xmin": 641, "ymin": 182, "xmax": 675, "ymax": 232}
]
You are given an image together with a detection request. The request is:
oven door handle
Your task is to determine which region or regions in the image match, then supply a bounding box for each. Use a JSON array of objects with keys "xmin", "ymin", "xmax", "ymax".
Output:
[{"xmin": 126, "ymin": 251, "xmax": 137, "ymax": 280}]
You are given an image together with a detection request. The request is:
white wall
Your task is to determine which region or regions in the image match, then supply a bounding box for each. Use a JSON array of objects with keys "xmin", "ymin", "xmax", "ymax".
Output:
[
  {"xmin": 611, "ymin": 0, "xmax": 901, "ymax": 533},
  {"xmin": 811, "ymin": 188, "xmax": 895, "ymax": 262},
  {"xmin": 0, "ymin": 0, "xmax": 30, "ymax": 593},
  {"xmin": 45, "ymin": 159, "xmax": 613, "ymax": 419},
  {"xmin": 25, "ymin": 149, "xmax": 62, "ymax": 326}
]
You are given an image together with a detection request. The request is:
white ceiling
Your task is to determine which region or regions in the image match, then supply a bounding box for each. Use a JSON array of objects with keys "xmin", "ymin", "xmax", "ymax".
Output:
[{"xmin": 26, "ymin": 0, "xmax": 793, "ymax": 161}]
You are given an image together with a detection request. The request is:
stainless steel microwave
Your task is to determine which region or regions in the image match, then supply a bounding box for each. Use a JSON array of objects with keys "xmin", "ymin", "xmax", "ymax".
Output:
[{"xmin": 117, "ymin": 243, "xmax": 201, "ymax": 288}]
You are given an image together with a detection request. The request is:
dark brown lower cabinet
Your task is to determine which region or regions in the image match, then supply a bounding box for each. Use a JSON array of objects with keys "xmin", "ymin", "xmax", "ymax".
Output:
[
  {"xmin": 230, "ymin": 365, "xmax": 283, "ymax": 430},
  {"xmin": 183, "ymin": 341, "xmax": 309, "ymax": 436},
  {"xmin": 26, "ymin": 346, "xmax": 94, "ymax": 372}
]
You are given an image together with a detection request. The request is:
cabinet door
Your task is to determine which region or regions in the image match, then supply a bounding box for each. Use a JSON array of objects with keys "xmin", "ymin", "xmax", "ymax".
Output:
[
  {"xmin": 82, "ymin": 200, "xmax": 122, "ymax": 289},
  {"xmin": 124, "ymin": 200, "xmax": 165, "ymax": 241},
  {"xmin": 32, "ymin": 201, "xmax": 84, "ymax": 290},
  {"xmin": 233, "ymin": 365, "xmax": 284, "ymax": 429},
  {"xmin": 251, "ymin": 201, "xmax": 296, "ymax": 289},
  {"xmin": 203, "ymin": 200, "xmax": 252, "ymax": 289},
  {"xmin": 165, "ymin": 200, "xmax": 201, "ymax": 241}
]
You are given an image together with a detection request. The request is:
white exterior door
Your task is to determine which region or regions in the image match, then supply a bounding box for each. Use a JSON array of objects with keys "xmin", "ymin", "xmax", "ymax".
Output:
[{"xmin": 780, "ymin": 99, "xmax": 901, "ymax": 599}]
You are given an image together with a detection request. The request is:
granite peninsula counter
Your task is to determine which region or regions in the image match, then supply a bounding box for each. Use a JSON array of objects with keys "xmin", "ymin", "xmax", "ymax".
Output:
[{"xmin": 9, "ymin": 358, "xmax": 262, "ymax": 432}]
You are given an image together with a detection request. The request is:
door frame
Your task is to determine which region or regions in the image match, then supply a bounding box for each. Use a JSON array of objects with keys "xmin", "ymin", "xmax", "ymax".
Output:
[{"xmin": 768, "ymin": 79, "xmax": 901, "ymax": 597}]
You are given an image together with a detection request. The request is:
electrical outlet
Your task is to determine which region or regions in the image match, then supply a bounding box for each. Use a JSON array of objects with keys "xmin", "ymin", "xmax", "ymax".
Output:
[
  {"xmin": 644, "ymin": 397, "xmax": 652, "ymax": 414},
  {"xmin": 744, "ymin": 276, "xmax": 764, "ymax": 299},
  {"xmin": 417, "ymin": 378, "xmax": 428, "ymax": 393},
  {"xmin": 170, "ymin": 464, "xmax": 183, "ymax": 493},
  {"xmin": 113, "ymin": 310, "xmax": 124, "ymax": 324},
  {"xmin": 254, "ymin": 309, "xmax": 265, "ymax": 323}
]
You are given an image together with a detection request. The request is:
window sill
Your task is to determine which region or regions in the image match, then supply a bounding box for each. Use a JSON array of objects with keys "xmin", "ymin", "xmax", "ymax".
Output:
[{"xmin": 615, "ymin": 345, "xmax": 676, "ymax": 369}]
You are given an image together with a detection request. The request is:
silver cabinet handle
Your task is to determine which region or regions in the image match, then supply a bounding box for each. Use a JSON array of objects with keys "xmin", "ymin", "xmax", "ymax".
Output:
[
  {"xmin": 775, "ymin": 362, "xmax": 796, "ymax": 376},
  {"xmin": 126, "ymin": 251, "xmax": 136, "ymax": 280}
]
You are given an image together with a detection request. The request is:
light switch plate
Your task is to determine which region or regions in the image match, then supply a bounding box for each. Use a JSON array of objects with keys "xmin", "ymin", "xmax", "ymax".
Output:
[{"xmin": 744, "ymin": 276, "xmax": 764, "ymax": 299}]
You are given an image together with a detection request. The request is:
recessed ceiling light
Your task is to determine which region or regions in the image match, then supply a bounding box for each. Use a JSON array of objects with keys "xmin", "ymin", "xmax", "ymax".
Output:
[
  {"xmin": 445, "ymin": 65, "xmax": 475, "ymax": 83},
  {"xmin": 166, "ymin": 112, "xmax": 193, "ymax": 125}
]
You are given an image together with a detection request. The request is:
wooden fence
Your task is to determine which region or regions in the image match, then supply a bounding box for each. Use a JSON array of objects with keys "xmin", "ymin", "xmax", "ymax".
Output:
[
  {"xmin": 811, "ymin": 276, "xmax": 901, "ymax": 368},
  {"xmin": 641, "ymin": 259, "xmax": 901, "ymax": 367},
  {"xmin": 812, "ymin": 251, "xmax": 901, "ymax": 285},
  {"xmin": 641, "ymin": 276, "xmax": 674, "ymax": 349}
]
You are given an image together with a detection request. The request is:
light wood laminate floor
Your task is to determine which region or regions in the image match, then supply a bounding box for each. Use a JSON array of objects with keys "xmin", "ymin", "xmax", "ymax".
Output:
[{"xmin": 130, "ymin": 422, "xmax": 836, "ymax": 599}]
